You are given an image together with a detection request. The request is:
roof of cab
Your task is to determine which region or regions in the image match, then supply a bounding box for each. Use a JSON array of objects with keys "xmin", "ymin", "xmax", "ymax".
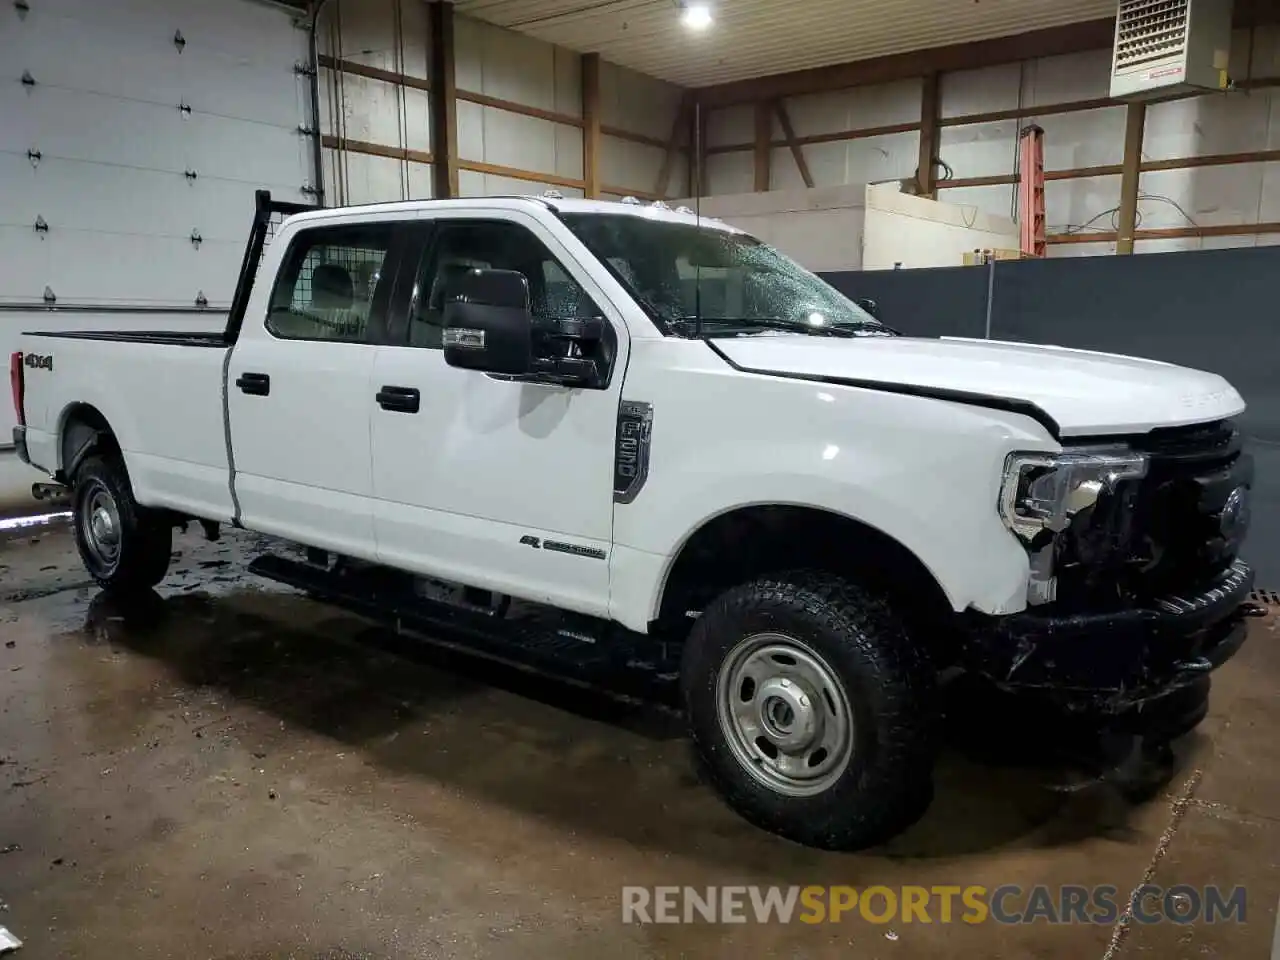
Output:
[{"xmin": 281, "ymin": 194, "xmax": 743, "ymax": 233}]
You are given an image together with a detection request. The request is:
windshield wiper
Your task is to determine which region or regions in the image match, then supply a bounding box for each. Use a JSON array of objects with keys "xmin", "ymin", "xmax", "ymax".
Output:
[{"xmin": 667, "ymin": 317, "xmax": 879, "ymax": 338}]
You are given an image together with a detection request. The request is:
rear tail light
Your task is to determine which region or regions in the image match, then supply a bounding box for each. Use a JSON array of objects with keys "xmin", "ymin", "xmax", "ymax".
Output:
[{"xmin": 10, "ymin": 352, "xmax": 24, "ymax": 428}]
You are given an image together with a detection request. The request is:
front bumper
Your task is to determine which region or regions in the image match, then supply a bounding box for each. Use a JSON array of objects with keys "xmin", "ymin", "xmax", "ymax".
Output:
[
  {"xmin": 963, "ymin": 560, "xmax": 1257, "ymax": 712},
  {"xmin": 12, "ymin": 426, "xmax": 28, "ymax": 464}
]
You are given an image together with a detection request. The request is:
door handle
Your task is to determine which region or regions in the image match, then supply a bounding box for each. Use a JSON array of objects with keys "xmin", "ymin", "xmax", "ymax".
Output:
[
  {"xmin": 236, "ymin": 372, "xmax": 270, "ymax": 396},
  {"xmin": 376, "ymin": 385, "xmax": 420, "ymax": 413}
]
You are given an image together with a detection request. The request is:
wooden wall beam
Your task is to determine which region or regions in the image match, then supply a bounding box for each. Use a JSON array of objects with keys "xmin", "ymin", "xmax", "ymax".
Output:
[
  {"xmin": 916, "ymin": 71, "xmax": 940, "ymax": 197},
  {"xmin": 1116, "ymin": 101, "xmax": 1147, "ymax": 255},
  {"xmin": 427, "ymin": 1, "xmax": 458, "ymax": 198},
  {"xmin": 582, "ymin": 52, "xmax": 602, "ymax": 198},
  {"xmin": 702, "ymin": 72, "xmax": 1280, "ymax": 157},
  {"xmin": 318, "ymin": 54, "xmax": 430, "ymax": 92},
  {"xmin": 753, "ymin": 100, "xmax": 773, "ymax": 191},
  {"xmin": 320, "ymin": 53, "xmax": 687, "ymax": 156},
  {"xmin": 941, "ymin": 96, "xmax": 1116, "ymax": 128},
  {"xmin": 708, "ymin": 120, "xmax": 920, "ymax": 155},
  {"xmin": 458, "ymin": 159, "xmax": 582, "ymax": 191},
  {"xmin": 774, "ymin": 101, "xmax": 814, "ymax": 188},
  {"xmin": 321, "ymin": 134, "xmax": 433, "ymax": 166},
  {"xmin": 1048, "ymin": 220, "xmax": 1280, "ymax": 245},
  {"xmin": 936, "ymin": 141, "xmax": 1280, "ymax": 192},
  {"xmin": 457, "ymin": 89, "xmax": 577, "ymax": 126},
  {"xmin": 696, "ymin": 6, "xmax": 1278, "ymax": 108}
]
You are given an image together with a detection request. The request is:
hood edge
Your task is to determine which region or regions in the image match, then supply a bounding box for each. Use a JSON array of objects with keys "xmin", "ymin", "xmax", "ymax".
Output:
[{"xmin": 704, "ymin": 339, "xmax": 1063, "ymax": 440}]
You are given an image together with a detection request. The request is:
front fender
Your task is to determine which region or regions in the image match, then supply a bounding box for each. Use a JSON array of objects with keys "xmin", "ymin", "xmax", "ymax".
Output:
[{"xmin": 609, "ymin": 341, "xmax": 1061, "ymax": 630}]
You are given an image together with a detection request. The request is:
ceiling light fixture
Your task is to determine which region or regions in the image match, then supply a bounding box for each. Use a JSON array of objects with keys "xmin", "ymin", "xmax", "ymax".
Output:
[{"xmin": 680, "ymin": 2, "xmax": 713, "ymax": 30}]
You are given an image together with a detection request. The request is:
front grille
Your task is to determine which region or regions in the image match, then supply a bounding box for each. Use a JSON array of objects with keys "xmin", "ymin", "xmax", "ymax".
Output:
[
  {"xmin": 1133, "ymin": 418, "xmax": 1242, "ymax": 467},
  {"xmin": 1055, "ymin": 419, "xmax": 1252, "ymax": 608},
  {"xmin": 1133, "ymin": 419, "xmax": 1251, "ymax": 595}
]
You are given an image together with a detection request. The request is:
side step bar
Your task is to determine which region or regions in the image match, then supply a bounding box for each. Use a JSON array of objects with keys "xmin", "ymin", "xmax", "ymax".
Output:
[{"xmin": 248, "ymin": 552, "xmax": 678, "ymax": 697}]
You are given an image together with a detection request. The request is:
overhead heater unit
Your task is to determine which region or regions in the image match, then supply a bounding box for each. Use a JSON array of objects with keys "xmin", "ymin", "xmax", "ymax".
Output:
[{"xmin": 1109, "ymin": 0, "xmax": 1234, "ymax": 99}]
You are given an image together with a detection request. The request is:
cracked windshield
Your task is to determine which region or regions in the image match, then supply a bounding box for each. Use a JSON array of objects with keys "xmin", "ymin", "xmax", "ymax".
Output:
[{"xmin": 561, "ymin": 213, "xmax": 890, "ymax": 338}]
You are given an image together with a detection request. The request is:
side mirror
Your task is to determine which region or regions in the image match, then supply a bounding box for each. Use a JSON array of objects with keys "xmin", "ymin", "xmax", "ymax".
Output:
[
  {"xmin": 855, "ymin": 297, "xmax": 879, "ymax": 318},
  {"xmin": 442, "ymin": 268, "xmax": 533, "ymax": 376}
]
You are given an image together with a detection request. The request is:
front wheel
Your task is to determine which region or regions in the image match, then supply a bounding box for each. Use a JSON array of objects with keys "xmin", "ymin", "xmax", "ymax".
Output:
[
  {"xmin": 72, "ymin": 454, "xmax": 172, "ymax": 594},
  {"xmin": 681, "ymin": 572, "xmax": 937, "ymax": 850}
]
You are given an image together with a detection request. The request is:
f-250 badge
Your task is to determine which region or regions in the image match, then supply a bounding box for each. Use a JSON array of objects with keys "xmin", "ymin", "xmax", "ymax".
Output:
[
  {"xmin": 24, "ymin": 353, "xmax": 52, "ymax": 371},
  {"xmin": 614, "ymin": 400, "xmax": 653, "ymax": 504}
]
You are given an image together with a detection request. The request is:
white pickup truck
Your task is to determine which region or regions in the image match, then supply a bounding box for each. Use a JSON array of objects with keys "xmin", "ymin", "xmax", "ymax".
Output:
[{"xmin": 10, "ymin": 191, "xmax": 1258, "ymax": 849}]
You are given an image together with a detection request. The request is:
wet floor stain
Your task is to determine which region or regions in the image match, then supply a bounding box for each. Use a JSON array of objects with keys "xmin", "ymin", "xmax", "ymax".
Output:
[{"xmin": 1, "ymin": 523, "xmax": 1278, "ymax": 958}]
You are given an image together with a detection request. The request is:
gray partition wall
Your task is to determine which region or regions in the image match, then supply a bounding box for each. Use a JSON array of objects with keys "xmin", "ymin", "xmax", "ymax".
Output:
[{"xmin": 822, "ymin": 246, "xmax": 1280, "ymax": 588}]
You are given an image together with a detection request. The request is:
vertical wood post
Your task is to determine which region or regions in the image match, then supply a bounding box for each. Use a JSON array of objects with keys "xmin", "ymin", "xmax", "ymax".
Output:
[
  {"xmin": 1116, "ymin": 100, "xmax": 1147, "ymax": 254},
  {"xmin": 428, "ymin": 0, "xmax": 458, "ymax": 198},
  {"xmin": 917, "ymin": 72, "xmax": 940, "ymax": 197},
  {"xmin": 582, "ymin": 52, "xmax": 602, "ymax": 198}
]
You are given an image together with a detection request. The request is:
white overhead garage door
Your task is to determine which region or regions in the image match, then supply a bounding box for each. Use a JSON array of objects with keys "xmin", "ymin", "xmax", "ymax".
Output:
[{"xmin": 0, "ymin": 0, "xmax": 315, "ymax": 310}]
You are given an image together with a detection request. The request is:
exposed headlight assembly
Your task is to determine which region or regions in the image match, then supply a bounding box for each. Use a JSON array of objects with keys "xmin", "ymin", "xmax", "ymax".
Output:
[{"xmin": 998, "ymin": 448, "xmax": 1148, "ymax": 544}]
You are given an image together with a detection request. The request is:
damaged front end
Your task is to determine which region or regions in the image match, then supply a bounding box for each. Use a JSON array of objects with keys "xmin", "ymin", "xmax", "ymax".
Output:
[{"xmin": 965, "ymin": 419, "xmax": 1261, "ymax": 714}]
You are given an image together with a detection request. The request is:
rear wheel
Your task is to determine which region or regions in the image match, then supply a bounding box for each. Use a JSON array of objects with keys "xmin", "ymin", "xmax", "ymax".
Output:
[
  {"xmin": 72, "ymin": 454, "xmax": 172, "ymax": 594},
  {"xmin": 681, "ymin": 571, "xmax": 937, "ymax": 850}
]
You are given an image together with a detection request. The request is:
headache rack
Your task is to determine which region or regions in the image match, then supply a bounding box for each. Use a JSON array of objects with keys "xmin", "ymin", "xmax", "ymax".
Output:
[{"xmin": 223, "ymin": 190, "xmax": 318, "ymax": 345}]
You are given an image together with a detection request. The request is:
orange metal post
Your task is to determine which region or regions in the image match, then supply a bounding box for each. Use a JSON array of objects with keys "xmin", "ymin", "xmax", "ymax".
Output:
[{"xmin": 1018, "ymin": 125, "xmax": 1046, "ymax": 258}]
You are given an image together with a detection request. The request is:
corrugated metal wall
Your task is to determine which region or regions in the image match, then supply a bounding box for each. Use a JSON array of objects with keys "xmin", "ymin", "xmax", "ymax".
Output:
[{"xmin": 0, "ymin": 0, "xmax": 314, "ymax": 308}]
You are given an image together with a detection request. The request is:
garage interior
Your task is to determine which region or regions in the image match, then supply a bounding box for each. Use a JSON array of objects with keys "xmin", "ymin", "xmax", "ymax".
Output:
[{"xmin": 3, "ymin": 0, "xmax": 1280, "ymax": 957}]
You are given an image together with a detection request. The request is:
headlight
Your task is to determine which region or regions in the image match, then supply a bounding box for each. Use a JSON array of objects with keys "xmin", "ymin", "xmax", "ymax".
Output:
[{"xmin": 998, "ymin": 448, "xmax": 1148, "ymax": 543}]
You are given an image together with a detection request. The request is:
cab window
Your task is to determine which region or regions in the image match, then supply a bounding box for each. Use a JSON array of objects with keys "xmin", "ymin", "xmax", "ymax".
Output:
[
  {"xmin": 267, "ymin": 225, "xmax": 394, "ymax": 342},
  {"xmin": 404, "ymin": 220, "xmax": 602, "ymax": 350}
]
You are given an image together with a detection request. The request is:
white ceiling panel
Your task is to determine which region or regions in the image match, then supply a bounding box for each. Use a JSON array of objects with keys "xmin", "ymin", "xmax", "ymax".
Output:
[{"xmin": 452, "ymin": 0, "xmax": 1120, "ymax": 88}]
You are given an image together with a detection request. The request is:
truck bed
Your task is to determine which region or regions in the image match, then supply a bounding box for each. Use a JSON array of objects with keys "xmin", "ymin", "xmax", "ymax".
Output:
[{"xmin": 17, "ymin": 331, "xmax": 235, "ymax": 523}]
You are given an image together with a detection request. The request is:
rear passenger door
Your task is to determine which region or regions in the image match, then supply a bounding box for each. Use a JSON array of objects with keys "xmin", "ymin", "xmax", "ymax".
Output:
[
  {"xmin": 369, "ymin": 212, "xmax": 627, "ymax": 618},
  {"xmin": 228, "ymin": 220, "xmax": 403, "ymax": 560}
]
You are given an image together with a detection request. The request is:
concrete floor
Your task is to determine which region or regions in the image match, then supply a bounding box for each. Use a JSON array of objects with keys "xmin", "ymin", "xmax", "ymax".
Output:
[{"xmin": 0, "ymin": 521, "xmax": 1277, "ymax": 960}]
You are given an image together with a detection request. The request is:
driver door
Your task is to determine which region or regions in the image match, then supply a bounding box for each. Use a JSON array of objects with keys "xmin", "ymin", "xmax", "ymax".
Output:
[{"xmin": 369, "ymin": 212, "xmax": 628, "ymax": 618}]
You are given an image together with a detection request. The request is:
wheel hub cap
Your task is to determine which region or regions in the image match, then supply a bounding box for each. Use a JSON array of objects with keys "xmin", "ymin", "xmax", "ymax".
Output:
[
  {"xmin": 90, "ymin": 506, "xmax": 118, "ymax": 545},
  {"xmin": 82, "ymin": 485, "xmax": 122, "ymax": 568},
  {"xmin": 715, "ymin": 633, "xmax": 855, "ymax": 797},
  {"xmin": 755, "ymin": 677, "xmax": 817, "ymax": 752}
]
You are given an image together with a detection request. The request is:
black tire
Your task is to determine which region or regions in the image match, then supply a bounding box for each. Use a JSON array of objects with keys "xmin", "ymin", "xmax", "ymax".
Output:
[
  {"xmin": 72, "ymin": 454, "xmax": 172, "ymax": 594},
  {"xmin": 681, "ymin": 571, "xmax": 937, "ymax": 850}
]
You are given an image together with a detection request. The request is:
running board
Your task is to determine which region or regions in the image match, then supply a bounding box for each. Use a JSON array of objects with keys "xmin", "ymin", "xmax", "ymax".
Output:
[{"xmin": 247, "ymin": 553, "xmax": 678, "ymax": 692}]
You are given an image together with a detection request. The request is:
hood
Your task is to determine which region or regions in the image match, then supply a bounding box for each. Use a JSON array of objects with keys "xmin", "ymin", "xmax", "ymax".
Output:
[{"xmin": 710, "ymin": 334, "xmax": 1246, "ymax": 438}]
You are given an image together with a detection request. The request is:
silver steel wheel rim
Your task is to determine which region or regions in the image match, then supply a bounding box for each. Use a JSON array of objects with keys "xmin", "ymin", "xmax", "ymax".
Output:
[
  {"xmin": 83, "ymin": 482, "xmax": 122, "ymax": 570},
  {"xmin": 715, "ymin": 632, "xmax": 855, "ymax": 797}
]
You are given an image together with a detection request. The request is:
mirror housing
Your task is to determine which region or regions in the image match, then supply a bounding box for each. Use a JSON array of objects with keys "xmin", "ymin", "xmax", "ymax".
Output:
[
  {"xmin": 442, "ymin": 268, "xmax": 533, "ymax": 376},
  {"xmin": 855, "ymin": 297, "xmax": 879, "ymax": 318}
]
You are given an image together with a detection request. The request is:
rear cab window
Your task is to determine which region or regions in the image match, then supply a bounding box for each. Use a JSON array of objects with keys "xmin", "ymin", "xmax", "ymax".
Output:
[{"xmin": 267, "ymin": 224, "xmax": 396, "ymax": 343}]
